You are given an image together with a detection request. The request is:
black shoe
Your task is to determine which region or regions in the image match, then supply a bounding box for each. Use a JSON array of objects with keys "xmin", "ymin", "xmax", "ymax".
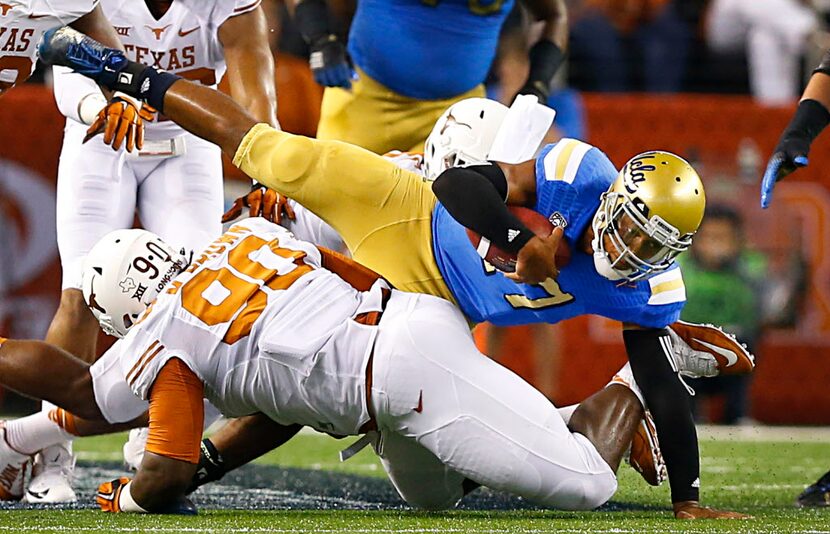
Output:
[{"xmin": 796, "ymin": 469, "xmax": 830, "ymax": 507}]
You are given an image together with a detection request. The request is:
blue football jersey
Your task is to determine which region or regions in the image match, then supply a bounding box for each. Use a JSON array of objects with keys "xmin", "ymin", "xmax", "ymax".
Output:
[
  {"xmin": 431, "ymin": 139, "xmax": 687, "ymax": 328},
  {"xmin": 348, "ymin": 0, "xmax": 514, "ymax": 99}
]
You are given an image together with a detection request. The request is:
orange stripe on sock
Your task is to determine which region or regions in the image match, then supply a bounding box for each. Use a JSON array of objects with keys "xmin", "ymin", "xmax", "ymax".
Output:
[{"xmin": 48, "ymin": 408, "xmax": 79, "ymax": 436}]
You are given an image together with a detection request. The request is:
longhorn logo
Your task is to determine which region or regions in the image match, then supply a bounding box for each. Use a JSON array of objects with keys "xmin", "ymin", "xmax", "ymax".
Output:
[
  {"xmin": 0, "ymin": 4, "xmax": 13, "ymax": 16},
  {"xmin": 144, "ymin": 24, "xmax": 172, "ymax": 41}
]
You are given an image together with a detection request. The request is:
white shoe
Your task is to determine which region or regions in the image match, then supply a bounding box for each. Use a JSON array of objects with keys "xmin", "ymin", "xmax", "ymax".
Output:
[
  {"xmin": 123, "ymin": 427, "xmax": 148, "ymax": 471},
  {"xmin": 0, "ymin": 422, "xmax": 30, "ymax": 501},
  {"xmin": 24, "ymin": 443, "xmax": 76, "ymax": 503}
]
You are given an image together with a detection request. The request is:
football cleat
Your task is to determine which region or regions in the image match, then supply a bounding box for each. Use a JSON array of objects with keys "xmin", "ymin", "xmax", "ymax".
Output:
[
  {"xmin": 24, "ymin": 443, "xmax": 77, "ymax": 503},
  {"xmin": 627, "ymin": 410, "xmax": 667, "ymax": 487},
  {"xmin": 668, "ymin": 320, "xmax": 755, "ymax": 378},
  {"xmin": 0, "ymin": 421, "xmax": 31, "ymax": 501},
  {"xmin": 796, "ymin": 470, "xmax": 830, "ymax": 507},
  {"xmin": 37, "ymin": 26, "xmax": 128, "ymax": 84}
]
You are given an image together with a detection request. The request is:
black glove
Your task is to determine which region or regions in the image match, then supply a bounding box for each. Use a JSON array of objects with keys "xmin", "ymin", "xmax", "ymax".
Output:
[
  {"xmin": 761, "ymin": 99, "xmax": 830, "ymax": 208},
  {"xmin": 309, "ymin": 35, "xmax": 356, "ymax": 89}
]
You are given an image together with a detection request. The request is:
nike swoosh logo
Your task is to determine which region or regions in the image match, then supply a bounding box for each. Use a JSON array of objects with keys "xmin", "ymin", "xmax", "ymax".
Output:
[
  {"xmin": 27, "ymin": 488, "xmax": 49, "ymax": 500},
  {"xmin": 28, "ymin": 13, "xmax": 48, "ymax": 19},
  {"xmin": 692, "ymin": 338, "xmax": 737, "ymax": 367},
  {"xmin": 178, "ymin": 26, "xmax": 199, "ymax": 37}
]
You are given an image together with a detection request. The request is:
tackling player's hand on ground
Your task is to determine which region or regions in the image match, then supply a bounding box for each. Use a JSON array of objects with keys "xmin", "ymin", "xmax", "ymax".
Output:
[
  {"xmin": 505, "ymin": 226, "xmax": 564, "ymax": 285},
  {"xmin": 222, "ymin": 186, "xmax": 296, "ymax": 224},
  {"xmin": 96, "ymin": 476, "xmax": 131, "ymax": 512},
  {"xmin": 673, "ymin": 500, "xmax": 752, "ymax": 519},
  {"xmin": 83, "ymin": 95, "xmax": 154, "ymax": 153}
]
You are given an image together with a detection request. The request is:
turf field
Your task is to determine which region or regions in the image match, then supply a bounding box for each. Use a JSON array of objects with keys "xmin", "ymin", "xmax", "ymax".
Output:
[{"xmin": 1, "ymin": 426, "xmax": 828, "ymax": 533}]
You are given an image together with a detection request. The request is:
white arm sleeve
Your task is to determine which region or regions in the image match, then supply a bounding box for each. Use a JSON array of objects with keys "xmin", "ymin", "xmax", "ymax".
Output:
[{"xmin": 52, "ymin": 65, "xmax": 106, "ymax": 124}]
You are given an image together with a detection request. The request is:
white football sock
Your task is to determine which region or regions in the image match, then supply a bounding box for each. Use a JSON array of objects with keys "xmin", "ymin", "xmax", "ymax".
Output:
[{"xmin": 5, "ymin": 411, "xmax": 75, "ymax": 455}]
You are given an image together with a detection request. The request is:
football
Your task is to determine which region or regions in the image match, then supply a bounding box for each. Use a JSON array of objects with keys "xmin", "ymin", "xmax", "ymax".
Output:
[{"xmin": 466, "ymin": 206, "xmax": 571, "ymax": 273}]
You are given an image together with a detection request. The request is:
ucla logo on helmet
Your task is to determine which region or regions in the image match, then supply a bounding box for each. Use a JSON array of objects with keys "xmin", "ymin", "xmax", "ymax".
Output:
[{"xmin": 623, "ymin": 153, "xmax": 658, "ymax": 194}]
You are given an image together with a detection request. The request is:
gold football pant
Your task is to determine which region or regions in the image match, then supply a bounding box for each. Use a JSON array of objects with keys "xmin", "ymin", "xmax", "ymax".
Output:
[
  {"xmin": 233, "ymin": 123, "xmax": 455, "ymax": 303},
  {"xmin": 316, "ymin": 68, "xmax": 486, "ymax": 154}
]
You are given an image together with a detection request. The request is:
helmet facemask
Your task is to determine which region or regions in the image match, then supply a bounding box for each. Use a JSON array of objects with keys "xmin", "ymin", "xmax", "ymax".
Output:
[{"xmin": 591, "ymin": 191, "xmax": 693, "ymax": 282}]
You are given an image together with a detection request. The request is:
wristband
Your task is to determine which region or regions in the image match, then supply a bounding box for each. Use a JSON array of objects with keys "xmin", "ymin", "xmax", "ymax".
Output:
[
  {"xmin": 77, "ymin": 92, "xmax": 107, "ymax": 125},
  {"xmin": 118, "ymin": 481, "xmax": 148, "ymax": 513},
  {"xmin": 526, "ymin": 40, "xmax": 565, "ymax": 88},
  {"xmin": 813, "ymin": 48, "xmax": 830, "ymax": 77},
  {"xmin": 784, "ymin": 99, "xmax": 830, "ymax": 145}
]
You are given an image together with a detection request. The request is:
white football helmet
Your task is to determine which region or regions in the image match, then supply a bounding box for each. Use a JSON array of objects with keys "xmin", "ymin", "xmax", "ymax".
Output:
[
  {"xmin": 423, "ymin": 97, "xmax": 509, "ymax": 180},
  {"xmin": 81, "ymin": 229, "xmax": 187, "ymax": 338}
]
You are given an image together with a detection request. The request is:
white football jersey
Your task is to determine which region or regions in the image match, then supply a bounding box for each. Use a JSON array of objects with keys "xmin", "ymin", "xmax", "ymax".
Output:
[
  {"xmin": 0, "ymin": 0, "xmax": 98, "ymax": 91},
  {"xmin": 117, "ymin": 218, "xmax": 379, "ymax": 436},
  {"xmin": 99, "ymin": 0, "xmax": 260, "ymax": 137}
]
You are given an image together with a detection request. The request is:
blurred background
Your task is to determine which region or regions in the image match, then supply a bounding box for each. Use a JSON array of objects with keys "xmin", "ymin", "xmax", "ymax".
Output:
[{"xmin": 1, "ymin": 0, "xmax": 829, "ymax": 424}]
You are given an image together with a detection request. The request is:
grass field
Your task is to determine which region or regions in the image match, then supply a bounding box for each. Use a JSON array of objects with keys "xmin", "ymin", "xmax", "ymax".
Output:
[{"xmin": 1, "ymin": 426, "xmax": 828, "ymax": 533}]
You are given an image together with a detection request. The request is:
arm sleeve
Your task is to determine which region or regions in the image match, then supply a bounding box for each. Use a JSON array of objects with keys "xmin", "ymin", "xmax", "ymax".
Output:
[
  {"xmin": 145, "ymin": 358, "xmax": 204, "ymax": 464},
  {"xmin": 432, "ymin": 164, "xmax": 535, "ymax": 254},
  {"xmin": 52, "ymin": 65, "xmax": 105, "ymax": 124},
  {"xmin": 623, "ymin": 328, "xmax": 700, "ymax": 503}
]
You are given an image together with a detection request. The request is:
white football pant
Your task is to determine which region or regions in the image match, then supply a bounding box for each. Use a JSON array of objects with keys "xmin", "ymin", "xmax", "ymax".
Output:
[{"xmin": 56, "ymin": 123, "xmax": 223, "ymax": 290}]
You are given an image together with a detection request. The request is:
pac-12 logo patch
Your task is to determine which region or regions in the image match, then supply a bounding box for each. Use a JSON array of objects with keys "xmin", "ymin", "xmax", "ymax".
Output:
[{"xmin": 548, "ymin": 212, "xmax": 567, "ymax": 228}]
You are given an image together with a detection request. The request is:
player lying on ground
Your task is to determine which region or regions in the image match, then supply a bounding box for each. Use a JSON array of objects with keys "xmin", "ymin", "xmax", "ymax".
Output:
[
  {"xmin": 2, "ymin": 219, "xmax": 657, "ymax": 513},
  {"xmin": 38, "ymin": 28, "xmax": 754, "ymax": 518}
]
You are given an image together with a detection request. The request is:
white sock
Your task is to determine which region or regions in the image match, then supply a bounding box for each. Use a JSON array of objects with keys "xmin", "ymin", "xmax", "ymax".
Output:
[
  {"xmin": 557, "ymin": 404, "xmax": 579, "ymax": 424},
  {"xmin": 5, "ymin": 411, "xmax": 74, "ymax": 455},
  {"xmin": 607, "ymin": 362, "xmax": 646, "ymax": 408}
]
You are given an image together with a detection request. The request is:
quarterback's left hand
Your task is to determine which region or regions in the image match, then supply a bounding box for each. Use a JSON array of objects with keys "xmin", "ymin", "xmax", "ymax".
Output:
[
  {"xmin": 761, "ymin": 136, "xmax": 809, "ymax": 209},
  {"xmin": 96, "ymin": 476, "xmax": 131, "ymax": 512},
  {"xmin": 83, "ymin": 95, "xmax": 154, "ymax": 153},
  {"xmin": 221, "ymin": 186, "xmax": 296, "ymax": 224},
  {"xmin": 673, "ymin": 501, "xmax": 752, "ymax": 520}
]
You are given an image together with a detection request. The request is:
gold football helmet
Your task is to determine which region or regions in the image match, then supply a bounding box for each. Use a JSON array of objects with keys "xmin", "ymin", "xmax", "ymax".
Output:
[{"xmin": 591, "ymin": 151, "xmax": 705, "ymax": 282}]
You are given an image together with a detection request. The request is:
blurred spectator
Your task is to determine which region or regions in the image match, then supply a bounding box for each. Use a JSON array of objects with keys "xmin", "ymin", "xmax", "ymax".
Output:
[
  {"xmin": 488, "ymin": 5, "xmax": 587, "ymax": 140},
  {"xmin": 678, "ymin": 204, "xmax": 767, "ymax": 425},
  {"xmin": 705, "ymin": 0, "xmax": 821, "ymax": 105},
  {"xmin": 568, "ymin": 0, "xmax": 692, "ymax": 92}
]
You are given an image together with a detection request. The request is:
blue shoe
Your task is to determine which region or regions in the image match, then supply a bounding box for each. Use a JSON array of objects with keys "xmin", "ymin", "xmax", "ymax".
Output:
[
  {"xmin": 37, "ymin": 26, "xmax": 128, "ymax": 84},
  {"xmin": 796, "ymin": 470, "xmax": 830, "ymax": 507}
]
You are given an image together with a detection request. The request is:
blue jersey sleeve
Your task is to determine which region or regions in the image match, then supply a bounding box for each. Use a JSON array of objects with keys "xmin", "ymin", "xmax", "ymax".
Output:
[{"xmin": 532, "ymin": 139, "xmax": 618, "ymax": 247}]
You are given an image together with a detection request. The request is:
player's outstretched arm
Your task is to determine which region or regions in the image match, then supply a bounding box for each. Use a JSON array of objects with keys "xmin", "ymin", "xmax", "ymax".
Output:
[
  {"xmin": 761, "ymin": 50, "xmax": 830, "ymax": 208},
  {"xmin": 38, "ymin": 27, "xmax": 257, "ymax": 157}
]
